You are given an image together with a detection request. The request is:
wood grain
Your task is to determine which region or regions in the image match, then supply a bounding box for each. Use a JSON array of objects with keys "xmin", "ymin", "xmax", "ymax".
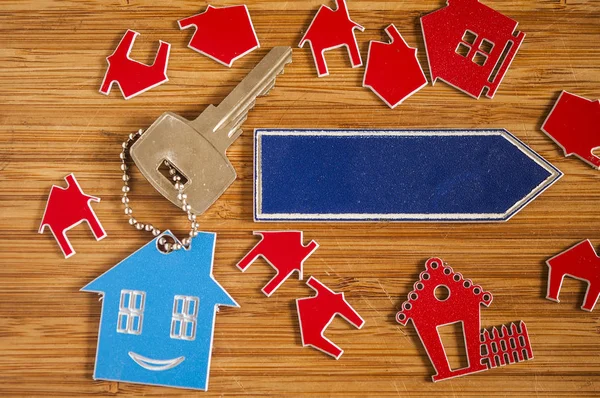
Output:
[{"xmin": 1, "ymin": 0, "xmax": 599, "ymax": 396}]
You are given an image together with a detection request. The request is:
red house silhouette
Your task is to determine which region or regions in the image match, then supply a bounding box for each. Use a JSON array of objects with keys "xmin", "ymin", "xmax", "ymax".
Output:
[
  {"xmin": 542, "ymin": 91, "xmax": 600, "ymax": 169},
  {"xmin": 99, "ymin": 30, "xmax": 170, "ymax": 100},
  {"xmin": 397, "ymin": 258, "xmax": 533, "ymax": 381},
  {"xmin": 237, "ymin": 231, "xmax": 319, "ymax": 296},
  {"xmin": 547, "ymin": 240, "xmax": 600, "ymax": 311},
  {"xmin": 299, "ymin": 0, "xmax": 364, "ymax": 77},
  {"xmin": 363, "ymin": 24, "xmax": 428, "ymax": 108},
  {"xmin": 39, "ymin": 174, "xmax": 106, "ymax": 258},
  {"xmin": 178, "ymin": 5, "xmax": 260, "ymax": 67},
  {"xmin": 296, "ymin": 277, "xmax": 364, "ymax": 359},
  {"xmin": 420, "ymin": 0, "xmax": 525, "ymax": 99}
]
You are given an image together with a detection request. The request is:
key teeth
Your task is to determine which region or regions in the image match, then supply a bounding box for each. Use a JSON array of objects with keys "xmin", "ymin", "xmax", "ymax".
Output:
[
  {"xmin": 223, "ymin": 114, "xmax": 248, "ymax": 140},
  {"xmin": 228, "ymin": 128, "xmax": 243, "ymax": 140},
  {"xmin": 259, "ymin": 80, "xmax": 277, "ymax": 97},
  {"xmin": 233, "ymin": 114, "xmax": 248, "ymax": 133}
]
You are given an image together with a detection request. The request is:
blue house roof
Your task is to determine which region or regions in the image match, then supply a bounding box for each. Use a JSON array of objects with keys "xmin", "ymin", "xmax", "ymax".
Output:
[{"xmin": 81, "ymin": 231, "xmax": 238, "ymax": 309}]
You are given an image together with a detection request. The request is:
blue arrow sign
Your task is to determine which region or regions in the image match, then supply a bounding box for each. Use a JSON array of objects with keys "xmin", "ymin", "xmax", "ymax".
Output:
[{"xmin": 254, "ymin": 129, "xmax": 562, "ymax": 222}]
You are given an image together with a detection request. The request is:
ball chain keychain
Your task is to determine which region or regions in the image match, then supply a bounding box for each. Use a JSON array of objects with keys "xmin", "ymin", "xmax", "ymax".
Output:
[{"xmin": 119, "ymin": 129, "xmax": 199, "ymax": 253}]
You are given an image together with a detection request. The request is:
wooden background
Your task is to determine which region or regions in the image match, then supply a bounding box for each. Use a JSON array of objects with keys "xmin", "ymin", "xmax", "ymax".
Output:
[{"xmin": 1, "ymin": 0, "xmax": 599, "ymax": 396}]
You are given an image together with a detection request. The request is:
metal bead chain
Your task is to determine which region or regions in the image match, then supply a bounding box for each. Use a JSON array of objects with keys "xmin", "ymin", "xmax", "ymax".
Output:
[{"xmin": 120, "ymin": 129, "xmax": 199, "ymax": 253}]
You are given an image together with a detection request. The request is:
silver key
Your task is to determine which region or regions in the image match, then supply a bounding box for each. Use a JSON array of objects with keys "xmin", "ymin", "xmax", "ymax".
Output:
[{"xmin": 130, "ymin": 46, "xmax": 292, "ymax": 214}]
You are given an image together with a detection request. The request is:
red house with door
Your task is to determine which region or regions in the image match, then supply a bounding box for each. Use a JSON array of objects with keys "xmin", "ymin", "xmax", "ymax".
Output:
[
  {"xmin": 546, "ymin": 240, "xmax": 600, "ymax": 312},
  {"xmin": 39, "ymin": 174, "xmax": 106, "ymax": 258},
  {"xmin": 299, "ymin": 0, "xmax": 364, "ymax": 77},
  {"xmin": 396, "ymin": 258, "xmax": 493, "ymax": 381},
  {"xmin": 397, "ymin": 258, "xmax": 534, "ymax": 381},
  {"xmin": 421, "ymin": 0, "xmax": 525, "ymax": 99}
]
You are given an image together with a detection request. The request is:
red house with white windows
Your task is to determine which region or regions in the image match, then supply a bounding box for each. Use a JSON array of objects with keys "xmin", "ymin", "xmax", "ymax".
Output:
[{"xmin": 420, "ymin": 0, "xmax": 525, "ymax": 99}]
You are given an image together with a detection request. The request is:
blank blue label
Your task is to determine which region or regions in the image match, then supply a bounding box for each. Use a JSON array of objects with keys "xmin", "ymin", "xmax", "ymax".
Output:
[{"xmin": 254, "ymin": 130, "xmax": 562, "ymax": 222}]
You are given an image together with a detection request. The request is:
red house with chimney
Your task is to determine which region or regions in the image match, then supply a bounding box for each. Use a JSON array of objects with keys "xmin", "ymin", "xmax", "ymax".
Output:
[
  {"xmin": 299, "ymin": 0, "xmax": 364, "ymax": 77},
  {"xmin": 237, "ymin": 231, "xmax": 319, "ymax": 297},
  {"xmin": 397, "ymin": 258, "xmax": 533, "ymax": 381},
  {"xmin": 420, "ymin": 0, "xmax": 525, "ymax": 99},
  {"xmin": 39, "ymin": 174, "xmax": 106, "ymax": 258}
]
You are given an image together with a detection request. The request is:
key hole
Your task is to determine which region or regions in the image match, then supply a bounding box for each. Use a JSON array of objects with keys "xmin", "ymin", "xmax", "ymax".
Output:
[{"xmin": 158, "ymin": 159, "xmax": 189, "ymax": 187}]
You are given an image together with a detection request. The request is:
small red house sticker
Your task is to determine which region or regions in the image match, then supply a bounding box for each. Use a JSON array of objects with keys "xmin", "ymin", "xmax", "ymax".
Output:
[
  {"xmin": 178, "ymin": 5, "xmax": 260, "ymax": 67},
  {"xmin": 421, "ymin": 0, "xmax": 525, "ymax": 99},
  {"xmin": 546, "ymin": 240, "xmax": 600, "ymax": 311},
  {"xmin": 299, "ymin": 0, "xmax": 364, "ymax": 77},
  {"xmin": 39, "ymin": 174, "xmax": 106, "ymax": 258}
]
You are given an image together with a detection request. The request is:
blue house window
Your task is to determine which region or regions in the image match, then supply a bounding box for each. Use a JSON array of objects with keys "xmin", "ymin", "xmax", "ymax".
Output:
[
  {"xmin": 117, "ymin": 290, "xmax": 145, "ymax": 335},
  {"xmin": 171, "ymin": 296, "xmax": 199, "ymax": 341}
]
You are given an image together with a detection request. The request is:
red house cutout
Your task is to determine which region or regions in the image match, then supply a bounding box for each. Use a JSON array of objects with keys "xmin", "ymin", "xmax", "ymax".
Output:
[
  {"xmin": 542, "ymin": 91, "xmax": 600, "ymax": 169},
  {"xmin": 396, "ymin": 258, "xmax": 533, "ymax": 381},
  {"xmin": 39, "ymin": 174, "xmax": 106, "ymax": 258},
  {"xmin": 237, "ymin": 231, "xmax": 319, "ymax": 297},
  {"xmin": 296, "ymin": 277, "xmax": 364, "ymax": 359},
  {"xmin": 363, "ymin": 24, "xmax": 428, "ymax": 108},
  {"xmin": 420, "ymin": 0, "xmax": 525, "ymax": 99},
  {"xmin": 299, "ymin": 0, "xmax": 364, "ymax": 77},
  {"xmin": 546, "ymin": 240, "xmax": 600, "ymax": 312},
  {"xmin": 178, "ymin": 5, "xmax": 260, "ymax": 67},
  {"xmin": 99, "ymin": 30, "xmax": 170, "ymax": 100}
]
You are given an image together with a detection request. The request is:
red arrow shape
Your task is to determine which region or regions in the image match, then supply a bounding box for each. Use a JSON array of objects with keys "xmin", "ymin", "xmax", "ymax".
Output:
[
  {"xmin": 363, "ymin": 24, "xmax": 427, "ymax": 108},
  {"xmin": 542, "ymin": 91, "xmax": 600, "ymax": 169},
  {"xmin": 296, "ymin": 277, "xmax": 364, "ymax": 359},
  {"xmin": 237, "ymin": 231, "xmax": 318, "ymax": 296}
]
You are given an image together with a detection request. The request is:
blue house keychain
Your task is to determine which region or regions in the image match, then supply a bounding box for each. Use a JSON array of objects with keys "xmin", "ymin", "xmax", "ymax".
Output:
[
  {"xmin": 82, "ymin": 130, "xmax": 238, "ymax": 390},
  {"xmin": 82, "ymin": 231, "xmax": 238, "ymax": 390}
]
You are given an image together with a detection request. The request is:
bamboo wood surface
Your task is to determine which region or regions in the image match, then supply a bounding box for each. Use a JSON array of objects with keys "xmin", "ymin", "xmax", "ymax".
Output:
[{"xmin": 1, "ymin": 0, "xmax": 599, "ymax": 396}]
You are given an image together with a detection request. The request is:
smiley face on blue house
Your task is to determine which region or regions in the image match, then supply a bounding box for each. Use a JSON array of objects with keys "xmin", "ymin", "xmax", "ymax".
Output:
[{"xmin": 82, "ymin": 231, "xmax": 238, "ymax": 391}]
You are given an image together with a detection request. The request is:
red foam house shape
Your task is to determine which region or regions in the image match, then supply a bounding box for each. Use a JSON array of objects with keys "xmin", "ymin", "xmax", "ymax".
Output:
[
  {"xmin": 296, "ymin": 277, "xmax": 364, "ymax": 359},
  {"xmin": 178, "ymin": 5, "xmax": 260, "ymax": 67},
  {"xmin": 363, "ymin": 24, "xmax": 428, "ymax": 108},
  {"xmin": 546, "ymin": 240, "xmax": 600, "ymax": 311},
  {"xmin": 99, "ymin": 30, "xmax": 170, "ymax": 100},
  {"xmin": 542, "ymin": 91, "xmax": 600, "ymax": 169},
  {"xmin": 420, "ymin": 0, "xmax": 525, "ymax": 99},
  {"xmin": 39, "ymin": 174, "xmax": 106, "ymax": 258},
  {"xmin": 396, "ymin": 258, "xmax": 533, "ymax": 381},
  {"xmin": 299, "ymin": 0, "xmax": 364, "ymax": 77},
  {"xmin": 237, "ymin": 231, "xmax": 319, "ymax": 296}
]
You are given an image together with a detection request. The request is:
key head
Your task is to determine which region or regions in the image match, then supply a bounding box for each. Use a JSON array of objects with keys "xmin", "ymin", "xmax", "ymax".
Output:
[{"xmin": 130, "ymin": 112, "xmax": 236, "ymax": 214}]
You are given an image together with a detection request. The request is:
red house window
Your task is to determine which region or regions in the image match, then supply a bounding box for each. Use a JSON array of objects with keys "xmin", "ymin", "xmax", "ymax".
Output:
[{"xmin": 456, "ymin": 30, "xmax": 495, "ymax": 67}]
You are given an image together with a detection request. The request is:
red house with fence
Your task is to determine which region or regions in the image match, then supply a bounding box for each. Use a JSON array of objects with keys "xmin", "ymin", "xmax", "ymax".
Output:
[{"xmin": 396, "ymin": 258, "xmax": 533, "ymax": 381}]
